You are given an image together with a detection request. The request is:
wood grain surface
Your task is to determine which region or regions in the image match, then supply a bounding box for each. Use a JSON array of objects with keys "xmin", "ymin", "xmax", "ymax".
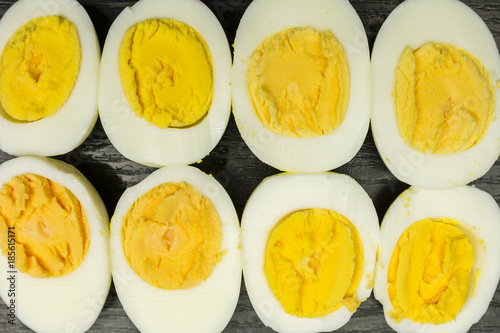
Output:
[{"xmin": 0, "ymin": 0, "xmax": 500, "ymax": 332}]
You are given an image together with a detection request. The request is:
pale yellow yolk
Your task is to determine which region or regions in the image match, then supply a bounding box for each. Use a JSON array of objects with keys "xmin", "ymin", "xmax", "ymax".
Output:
[
  {"xmin": 122, "ymin": 182, "xmax": 222, "ymax": 289},
  {"xmin": 394, "ymin": 43, "xmax": 494, "ymax": 154},
  {"xmin": 387, "ymin": 218, "xmax": 474, "ymax": 324},
  {"xmin": 119, "ymin": 19, "xmax": 213, "ymax": 129},
  {"xmin": 264, "ymin": 208, "xmax": 363, "ymax": 318},
  {"xmin": 247, "ymin": 27, "xmax": 350, "ymax": 138},
  {"xmin": 0, "ymin": 174, "xmax": 89, "ymax": 278},
  {"xmin": 0, "ymin": 16, "xmax": 81, "ymax": 122}
]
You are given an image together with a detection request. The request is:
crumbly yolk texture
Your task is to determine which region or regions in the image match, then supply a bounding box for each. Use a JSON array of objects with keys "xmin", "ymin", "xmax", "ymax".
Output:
[
  {"xmin": 0, "ymin": 174, "xmax": 89, "ymax": 278},
  {"xmin": 0, "ymin": 16, "xmax": 81, "ymax": 122},
  {"xmin": 247, "ymin": 27, "xmax": 349, "ymax": 138},
  {"xmin": 394, "ymin": 43, "xmax": 494, "ymax": 154},
  {"xmin": 119, "ymin": 19, "xmax": 213, "ymax": 129},
  {"xmin": 388, "ymin": 218, "xmax": 474, "ymax": 324},
  {"xmin": 264, "ymin": 208, "xmax": 363, "ymax": 318},
  {"xmin": 122, "ymin": 182, "xmax": 222, "ymax": 289}
]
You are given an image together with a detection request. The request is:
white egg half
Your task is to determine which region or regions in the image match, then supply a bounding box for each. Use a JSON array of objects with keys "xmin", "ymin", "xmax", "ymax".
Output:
[
  {"xmin": 241, "ymin": 172, "xmax": 379, "ymax": 332},
  {"xmin": 231, "ymin": 0, "xmax": 370, "ymax": 172},
  {"xmin": 374, "ymin": 186, "xmax": 500, "ymax": 333},
  {"xmin": 110, "ymin": 165, "xmax": 241, "ymax": 333},
  {"xmin": 99, "ymin": 0, "xmax": 231, "ymax": 167},
  {"xmin": 371, "ymin": 0, "xmax": 500, "ymax": 189},
  {"xmin": 0, "ymin": 0, "xmax": 100, "ymax": 157},
  {"xmin": 0, "ymin": 156, "xmax": 111, "ymax": 333}
]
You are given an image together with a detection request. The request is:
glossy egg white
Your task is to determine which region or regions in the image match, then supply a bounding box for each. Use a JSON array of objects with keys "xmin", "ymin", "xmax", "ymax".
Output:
[
  {"xmin": 371, "ymin": 0, "xmax": 500, "ymax": 189},
  {"xmin": 241, "ymin": 172, "xmax": 379, "ymax": 332},
  {"xmin": 99, "ymin": 0, "xmax": 231, "ymax": 167},
  {"xmin": 0, "ymin": 0, "xmax": 100, "ymax": 157},
  {"xmin": 374, "ymin": 186, "xmax": 500, "ymax": 333},
  {"xmin": 231, "ymin": 0, "xmax": 370, "ymax": 172},
  {"xmin": 0, "ymin": 156, "xmax": 111, "ymax": 333},
  {"xmin": 110, "ymin": 165, "xmax": 241, "ymax": 333}
]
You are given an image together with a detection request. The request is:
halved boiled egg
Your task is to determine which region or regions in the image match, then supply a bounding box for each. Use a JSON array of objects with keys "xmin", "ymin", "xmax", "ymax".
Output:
[
  {"xmin": 374, "ymin": 186, "xmax": 500, "ymax": 333},
  {"xmin": 99, "ymin": 0, "xmax": 231, "ymax": 167},
  {"xmin": 231, "ymin": 0, "xmax": 370, "ymax": 172},
  {"xmin": 0, "ymin": 0, "xmax": 100, "ymax": 157},
  {"xmin": 0, "ymin": 156, "xmax": 110, "ymax": 333},
  {"xmin": 110, "ymin": 165, "xmax": 241, "ymax": 333},
  {"xmin": 371, "ymin": 0, "xmax": 500, "ymax": 188},
  {"xmin": 241, "ymin": 172, "xmax": 379, "ymax": 332}
]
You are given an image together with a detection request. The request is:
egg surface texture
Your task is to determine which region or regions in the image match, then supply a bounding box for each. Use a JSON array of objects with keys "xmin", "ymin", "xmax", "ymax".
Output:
[
  {"xmin": 110, "ymin": 165, "xmax": 241, "ymax": 333},
  {"xmin": 0, "ymin": 0, "xmax": 100, "ymax": 157},
  {"xmin": 231, "ymin": 0, "xmax": 370, "ymax": 172},
  {"xmin": 241, "ymin": 172, "xmax": 379, "ymax": 332},
  {"xmin": 374, "ymin": 186, "xmax": 500, "ymax": 333},
  {"xmin": 0, "ymin": 156, "xmax": 110, "ymax": 333},
  {"xmin": 371, "ymin": 0, "xmax": 500, "ymax": 188},
  {"xmin": 99, "ymin": 0, "xmax": 231, "ymax": 167}
]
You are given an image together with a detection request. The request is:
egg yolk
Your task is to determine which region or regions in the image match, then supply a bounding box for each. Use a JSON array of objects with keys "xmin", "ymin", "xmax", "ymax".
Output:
[
  {"xmin": 394, "ymin": 43, "xmax": 494, "ymax": 154},
  {"xmin": 387, "ymin": 218, "xmax": 474, "ymax": 324},
  {"xmin": 247, "ymin": 27, "xmax": 350, "ymax": 138},
  {"xmin": 122, "ymin": 182, "xmax": 222, "ymax": 289},
  {"xmin": 0, "ymin": 174, "xmax": 89, "ymax": 278},
  {"xmin": 119, "ymin": 19, "xmax": 213, "ymax": 129},
  {"xmin": 0, "ymin": 15, "xmax": 81, "ymax": 122},
  {"xmin": 264, "ymin": 208, "xmax": 363, "ymax": 318}
]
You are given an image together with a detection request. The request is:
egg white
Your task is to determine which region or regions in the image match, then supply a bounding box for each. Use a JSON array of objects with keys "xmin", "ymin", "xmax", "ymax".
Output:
[
  {"xmin": 374, "ymin": 185, "xmax": 500, "ymax": 333},
  {"xmin": 231, "ymin": 0, "xmax": 370, "ymax": 172},
  {"xmin": 0, "ymin": 0, "xmax": 100, "ymax": 157},
  {"xmin": 241, "ymin": 172, "xmax": 379, "ymax": 332},
  {"xmin": 98, "ymin": 0, "xmax": 231, "ymax": 167},
  {"xmin": 371, "ymin": 0, "xmax": 500, "ymax": 189},
  {"xmin": 0, "ymin": 156, "xmax": 111, "ymax": 333},
  {"xmin": 110, "ymin": 165, "xmax": 241, "ymax": 333}
]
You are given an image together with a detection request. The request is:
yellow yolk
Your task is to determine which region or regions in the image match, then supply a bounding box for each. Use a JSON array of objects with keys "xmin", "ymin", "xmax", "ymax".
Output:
[
  {"xmin": 122, "ymin": 182, "xmax": 222, "ymax": 289},
  {"xmin": 0, "ymin": 15, "xmax": 81, "ymax": 122},
  {"xmin": 387, "ymin": 218, "xmax": 474, "ymax": 324},
  {"xmin": 0, "ymin": 174, "xmax": 89, "ymax": 278},
  {"xmin": 394, "ymin": 43, "xmax": 494, "ymax": 154},
  {"xmin": 264, "ymin": 208, "xmax": 363, "ymax": 318},
  {"xmin": 119, "ymin": 19, "xmax": 213, "ymax": 129},
  {"xmin": 247, "ymin": 27, "xmax": 350, "ymax": 138}
]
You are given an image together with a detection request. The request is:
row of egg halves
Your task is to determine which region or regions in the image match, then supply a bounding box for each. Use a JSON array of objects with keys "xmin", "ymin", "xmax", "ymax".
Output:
[
  {"xmin": 0, "ymin": 0, "xmax": 498, "ymax": 189},
  {"xmin": 0, "ymin": 154, "xmax": 498, "ymax": 333}
]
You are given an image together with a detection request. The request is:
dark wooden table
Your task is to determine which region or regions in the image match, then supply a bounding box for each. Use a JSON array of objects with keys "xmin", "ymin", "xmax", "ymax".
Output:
[{"xmin": 0, "ymin": 0, "xmax": 499, "ymax": 332}]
